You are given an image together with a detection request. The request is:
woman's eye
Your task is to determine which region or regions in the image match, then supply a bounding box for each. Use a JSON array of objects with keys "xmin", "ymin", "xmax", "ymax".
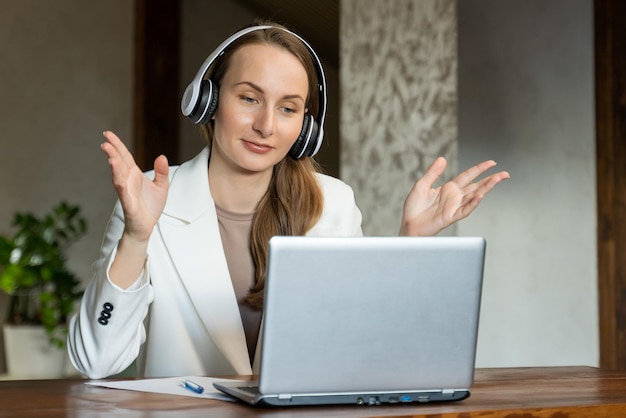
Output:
[{"xmin": 240, "ymin": 95, "xmax": 257, "ymax": 104}]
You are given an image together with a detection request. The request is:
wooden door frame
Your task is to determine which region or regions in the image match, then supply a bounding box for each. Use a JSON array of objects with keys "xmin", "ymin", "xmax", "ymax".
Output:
[
  {"xmin": 595, "ymin": 0, "xmax": 626, "ymax": 370},
  {"xmin": 133, "ymin": 0, "xmax": 180, "ymax": 171}
]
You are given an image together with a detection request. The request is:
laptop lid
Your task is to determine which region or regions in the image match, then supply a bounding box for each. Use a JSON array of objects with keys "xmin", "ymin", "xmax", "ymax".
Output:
[{"xmin": 214, "ymin": 236, "xmax": 486, "ymax": 406}]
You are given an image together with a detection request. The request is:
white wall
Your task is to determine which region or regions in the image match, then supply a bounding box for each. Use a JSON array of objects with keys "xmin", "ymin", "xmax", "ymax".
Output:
[
  {"xmin": 457, "ymin": 0, "xmax": 598, "ymax": 367},
  {"xmin": 0, "ymin": 0, "xmax": 133, "ymax": 373}
]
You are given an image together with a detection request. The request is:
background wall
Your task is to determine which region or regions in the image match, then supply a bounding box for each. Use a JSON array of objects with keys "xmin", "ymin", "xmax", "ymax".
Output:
[
  {"xmin": 457, "ymin": 0, "xmax": 597, "ymax": 367},
  {"xmin": 0, "ymin": 0, "xmax": 133, "ymax": 373},
  {"xmin": 340, "ymin": 0, "xmax": 458, "ymax": 237}
]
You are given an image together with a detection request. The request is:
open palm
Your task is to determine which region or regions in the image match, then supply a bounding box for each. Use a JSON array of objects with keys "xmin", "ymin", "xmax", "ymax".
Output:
[
  {"xmin": 101, "ymin": 131, "xmax": 170, "ymax": 242},
  {"xmin": 400, "ymin": 157, "xmax": 509, "ymax": 236}
]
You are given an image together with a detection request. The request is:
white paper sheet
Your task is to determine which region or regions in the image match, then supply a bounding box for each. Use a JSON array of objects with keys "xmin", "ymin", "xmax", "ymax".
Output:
[{"xmin": 86, "ymin": 376, "xmax": 245, "ymax": 401}]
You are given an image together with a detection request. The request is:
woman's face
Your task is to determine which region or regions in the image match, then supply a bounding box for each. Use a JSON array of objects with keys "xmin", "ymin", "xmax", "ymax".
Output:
[{"xmin": 211, "ymin": 43, "xmax": 309, "ymax": 176}]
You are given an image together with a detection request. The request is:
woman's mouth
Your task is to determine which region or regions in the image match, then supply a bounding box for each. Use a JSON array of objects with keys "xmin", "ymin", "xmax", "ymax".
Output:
[{"xmin": 242, "ymin": 139, "xmax": 272, "ymax": 154}]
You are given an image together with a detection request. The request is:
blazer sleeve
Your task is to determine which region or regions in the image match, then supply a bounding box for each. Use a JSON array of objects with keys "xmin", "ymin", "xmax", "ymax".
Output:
[{"xmin": 67, "ymin": 201, "xmax": 154, "ymax": 379}]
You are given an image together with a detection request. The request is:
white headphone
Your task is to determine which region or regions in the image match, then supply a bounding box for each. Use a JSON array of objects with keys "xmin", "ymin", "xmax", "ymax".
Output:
[{"xmin": 181, "ymin": 25, "xmax": 327, "ymax": 159}]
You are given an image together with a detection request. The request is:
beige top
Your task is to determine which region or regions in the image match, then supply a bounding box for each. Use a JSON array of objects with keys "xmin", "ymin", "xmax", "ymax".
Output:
[{"xmin": 215, "ymin": 204, "xmax": 263, "ymax": 363}]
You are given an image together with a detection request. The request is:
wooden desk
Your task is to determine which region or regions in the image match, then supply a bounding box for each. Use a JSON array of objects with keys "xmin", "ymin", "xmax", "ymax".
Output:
[{"xmin": 1, "ymin": 367, "xmax": 625, "ymax": 417}]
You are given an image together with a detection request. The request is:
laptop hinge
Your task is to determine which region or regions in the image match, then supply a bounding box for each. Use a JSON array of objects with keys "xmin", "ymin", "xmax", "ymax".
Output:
[
  {"xmin": 442, "ymin": 389, "xmax": 456, "ymax": 397},
  {"xmin": 277, "ymin": 394, "xmax": 292, "ymax": 400}
]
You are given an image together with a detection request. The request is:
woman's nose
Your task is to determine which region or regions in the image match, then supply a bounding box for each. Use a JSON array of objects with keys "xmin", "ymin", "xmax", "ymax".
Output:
[{"xmin": 253, "ymin": 106, "xmax": 275, "ymax": 138}]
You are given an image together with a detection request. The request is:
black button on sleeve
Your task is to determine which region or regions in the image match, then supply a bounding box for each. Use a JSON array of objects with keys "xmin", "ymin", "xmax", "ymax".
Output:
[{"xmin": 97, "ymin": 302, "xmax": 115, "ymax": 326}]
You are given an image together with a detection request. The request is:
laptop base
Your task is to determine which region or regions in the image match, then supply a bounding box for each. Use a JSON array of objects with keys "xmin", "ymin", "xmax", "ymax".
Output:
[{"xmin": 214, "ymin": 381, "xmax": 470, "ymax": 407}]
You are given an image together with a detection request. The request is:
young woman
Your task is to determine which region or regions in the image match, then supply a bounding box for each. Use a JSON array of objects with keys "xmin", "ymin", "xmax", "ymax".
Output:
[{"xmin": 67, "ymin": 21, "xmax": 509, "ymax": 379}]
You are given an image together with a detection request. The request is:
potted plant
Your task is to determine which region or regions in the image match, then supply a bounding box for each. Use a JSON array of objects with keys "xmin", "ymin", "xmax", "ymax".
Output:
[{"xmin": 0, "ymin": 201, "xmax": 86, "ymax": 378}]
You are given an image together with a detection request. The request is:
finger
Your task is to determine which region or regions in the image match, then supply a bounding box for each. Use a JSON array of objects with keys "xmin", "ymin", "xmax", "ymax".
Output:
[
  {"xmin": 456, "ymin": 194, "xmax": 485, "ymax": 221},
  {"xmin": 454, "ymin": 171, "xmax": 509, "ymax": 211},
  {"xmin": 472, "ymin": 171, "xmax": 510, "ymax": 197},
  {"xmin": 102, "ymin": 130, "xmax": 124, "ymax": 151},
  {"xmin": 100, "ymin": 140, "xmax": 117, "ymax": 160},
  {"xmin": 445, "ymin": 170, "xmax": 509, "ymax": 220},
  {"xmin": 453, "ymin": 160, "xmax": 498, "ymax": 188},
  {"xmin": 103, "ymin": 131, "xmax": 136, "ymax": 168},
  {"xmin": 419, "ymin": 157, "xmax": 447, "ymax": 189},
  {"xmin": 101, "ymin": 135, "xmax": 135, "ymax": 192},
  {"xmin": 152, "ymin": 155, "xmax": 170, "ymax": 189},
  {"xmin": 101, "ymin": 141, "xmax": 126, "ymax": 177}
]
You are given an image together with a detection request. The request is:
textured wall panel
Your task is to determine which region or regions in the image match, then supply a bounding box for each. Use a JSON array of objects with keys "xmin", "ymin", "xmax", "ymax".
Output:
[{"xmin": 340, "ymin": 0, "xmax": 457, "ymax": 235}]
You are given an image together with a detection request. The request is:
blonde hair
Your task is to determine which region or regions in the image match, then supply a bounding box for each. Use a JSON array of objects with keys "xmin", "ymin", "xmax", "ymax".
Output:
[{"xmin": 200, "ymin": 21, "xmax": 324, "ymax": 309}]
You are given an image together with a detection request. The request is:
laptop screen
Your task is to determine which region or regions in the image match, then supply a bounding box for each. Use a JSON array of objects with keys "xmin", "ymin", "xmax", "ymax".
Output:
[{"xmin": 258, "ymin": 236, "xmax": 486, "ymax": 396}]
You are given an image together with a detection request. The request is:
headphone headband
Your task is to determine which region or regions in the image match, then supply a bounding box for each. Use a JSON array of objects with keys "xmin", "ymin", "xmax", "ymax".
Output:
[{"xmin": 181, "ymin": 25, "xmax": 327, "ymax": 158}]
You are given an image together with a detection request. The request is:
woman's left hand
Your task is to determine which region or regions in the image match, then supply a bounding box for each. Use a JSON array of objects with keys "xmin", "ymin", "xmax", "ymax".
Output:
[{"xmin": 399, "ymin": 157, "xmax": 510, "ymax": 236}]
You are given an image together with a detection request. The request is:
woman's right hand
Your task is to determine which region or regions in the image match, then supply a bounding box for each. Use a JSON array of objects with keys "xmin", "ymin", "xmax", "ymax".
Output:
[{"xmin": 101, "ymin": 131, "xmax": 170, "ymax": 243}]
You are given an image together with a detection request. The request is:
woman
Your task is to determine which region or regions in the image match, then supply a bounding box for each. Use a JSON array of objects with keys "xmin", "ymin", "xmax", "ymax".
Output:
[{"xmin": 67, "ymin": 21, "xmax": 508, "ymax": 379}]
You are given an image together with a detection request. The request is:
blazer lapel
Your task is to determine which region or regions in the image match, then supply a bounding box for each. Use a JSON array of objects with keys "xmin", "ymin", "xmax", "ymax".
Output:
[{"xmin": 156, "ymin": 147, "xmax": 252, "ymax": 375}]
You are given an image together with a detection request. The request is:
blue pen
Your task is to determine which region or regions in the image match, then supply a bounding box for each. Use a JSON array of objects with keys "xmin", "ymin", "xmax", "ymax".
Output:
[{"xmin": 181, "ymin": 379, "xmax": 204, "ymax": 394}]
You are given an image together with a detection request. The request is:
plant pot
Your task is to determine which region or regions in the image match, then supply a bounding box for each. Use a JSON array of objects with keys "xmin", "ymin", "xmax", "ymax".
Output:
[{"xmin": 3, "ymin": 324, "xmax": 67, "ymax": 379}]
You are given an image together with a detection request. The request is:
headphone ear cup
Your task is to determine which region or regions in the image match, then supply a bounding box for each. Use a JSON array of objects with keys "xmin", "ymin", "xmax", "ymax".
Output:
[
  {"xmin": 289, "ymin": 114, "xmax": 320, "ymax": 159},
  {"xmin": 193, "ymin": 79, "xmax": 219, "ymax": 125}
]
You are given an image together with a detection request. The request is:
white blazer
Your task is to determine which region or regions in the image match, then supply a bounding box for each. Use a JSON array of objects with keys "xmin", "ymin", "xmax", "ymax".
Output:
[{"xmin": 68, "ymin": 147, "xmax": 362, "ymax": 379}]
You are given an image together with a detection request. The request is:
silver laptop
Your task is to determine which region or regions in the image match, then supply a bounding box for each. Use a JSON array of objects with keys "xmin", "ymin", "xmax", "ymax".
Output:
[{"xmin": 214, "ymin": 236, "xmax": 486, "ymax": 407}]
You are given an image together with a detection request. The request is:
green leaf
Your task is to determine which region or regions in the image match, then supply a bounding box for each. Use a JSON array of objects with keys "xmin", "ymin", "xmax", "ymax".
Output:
[{"xmin": 0, "ymin": 201, "xmax": 88, "ymax": 347}]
